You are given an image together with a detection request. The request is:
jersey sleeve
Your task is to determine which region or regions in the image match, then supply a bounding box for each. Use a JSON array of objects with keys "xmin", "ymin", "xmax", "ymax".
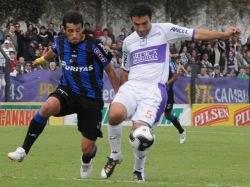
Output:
[
  {"xmin": 160, "ymin": 23, "xmax": 195, "ymax": 43},
  {"xmin": 52, "ymin": 37, "xmax": 60, "ymax": 55},
  {"xmin": 92, "ymin": 41, "xmax": 112, "ymax": 67},
  {"xmin": 121, "ymin": 40, "xmax": 130, "ymax": 72},
  {"xmin": 170, "ymin": 61, "xmax": 177, "ymax": 74}
]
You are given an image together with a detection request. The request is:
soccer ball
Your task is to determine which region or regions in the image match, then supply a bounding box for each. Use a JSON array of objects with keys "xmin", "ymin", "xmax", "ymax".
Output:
[{"xmin": 129, "ymin": 125, "xmax": 155, "ymax": 151}]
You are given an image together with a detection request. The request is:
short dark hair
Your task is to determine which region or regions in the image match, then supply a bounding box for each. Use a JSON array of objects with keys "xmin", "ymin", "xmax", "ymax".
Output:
[
  {"xmin": 84, "ymin": 22, "xmax": 90, "ymax": 26},
  {"xmin": 25, "ymin": 62, "xmax": 31, "ymax": 65},
  {"xmin": 40, "ymin": 26, "xmax": 46, "ymax": 30},
  {"xmin": 103, "ymin": 28, "xmax": 108, "ymax": 32},
  {"xmin": 247, "ymin": 44, "xmax": 250, "ymax": 51},
  {"xmin": 62, "ymin": 11, "xmax": 83, "ymax": 28},
  {"xmin": 130, "ymin": 3, "xmax": 152, "ymax": 19},
  {"xmin": 9, "ymin": 51, "xmax": 16, "ymax": 55}
]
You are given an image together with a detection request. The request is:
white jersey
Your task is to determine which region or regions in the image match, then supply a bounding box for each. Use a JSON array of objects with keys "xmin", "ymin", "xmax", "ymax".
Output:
[{"xmin": 121, "ymin": 23, "xmax": 194, "ymax": 84}]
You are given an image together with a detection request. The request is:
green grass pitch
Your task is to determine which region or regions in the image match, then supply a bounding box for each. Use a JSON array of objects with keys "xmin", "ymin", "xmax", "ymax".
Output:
[{"xmin": 1, "ymin": 126, "xmax": 250, "ymax": 187}]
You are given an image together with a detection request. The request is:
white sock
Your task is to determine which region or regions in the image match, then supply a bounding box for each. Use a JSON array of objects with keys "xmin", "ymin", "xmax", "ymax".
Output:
[
  {"xmin": 133, "ymin": 148, "xmax": 147, "ymax": 173},
  {"xmin": 108, "ymin": 124, "xmax": 122, "ymax": 160}
]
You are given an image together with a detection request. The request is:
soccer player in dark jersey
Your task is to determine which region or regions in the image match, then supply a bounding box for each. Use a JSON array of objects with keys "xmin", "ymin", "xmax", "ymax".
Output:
[
  {"xmin": 165, "ymin": 59, "xmax": 186, "ymax": 144},
  {"xmin": 8, "ymin": 11, "xmax": 120, "ymax": 179}
]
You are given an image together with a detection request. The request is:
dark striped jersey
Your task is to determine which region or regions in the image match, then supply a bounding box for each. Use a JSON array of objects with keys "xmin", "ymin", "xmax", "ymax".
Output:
[
  {"xmin": 168, "ymin": 60, "xmax": 178, "ymax": 87},
  {"xmin": 52, "ymin": 35, "xmax": 112, "ymax": 99}
]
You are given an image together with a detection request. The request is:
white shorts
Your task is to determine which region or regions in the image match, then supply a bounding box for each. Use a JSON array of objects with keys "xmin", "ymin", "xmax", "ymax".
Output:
[{"xmin": 112, "ymin": 80, "xmax": 167, "ymax": 127}]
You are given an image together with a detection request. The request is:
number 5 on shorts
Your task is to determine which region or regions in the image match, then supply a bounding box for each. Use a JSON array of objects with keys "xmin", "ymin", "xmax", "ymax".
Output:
[{"xmin": 145, "ymin": 110, "xmax": 153, "ymax": 119}]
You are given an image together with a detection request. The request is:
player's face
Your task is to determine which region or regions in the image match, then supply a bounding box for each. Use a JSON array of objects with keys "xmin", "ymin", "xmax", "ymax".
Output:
[
  {"xmin": 65, "ymin": 23, "xmax": 84, "ymax": 44},
  {"xmin": 132, "ymin": 15, "xmax": 152, "ymax": 38}
]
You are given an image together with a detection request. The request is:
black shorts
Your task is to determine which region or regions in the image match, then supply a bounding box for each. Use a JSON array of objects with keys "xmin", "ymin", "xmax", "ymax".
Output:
[
  {"xmin": 49, "ymin": 85, "xmax": 104, "ymax": 141},
  {"xmin": 164, "ymin": 88, "xmax": 174, "ymax": 114}
]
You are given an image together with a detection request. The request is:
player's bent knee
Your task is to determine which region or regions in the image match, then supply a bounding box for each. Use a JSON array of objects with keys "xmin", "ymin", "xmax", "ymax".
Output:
[
  {"xmin": 108, "ymin": 103, "xmax": 127, "ymax": 125},
  {"xmin": 40, "ymin": 107, "xmax": 55, "ymax": 117},
  {"xmin": 82, "ymin": 143, "xmax": 94, "ymax": 153},
  {"xmin": 108, "ymin": 111, "xmax": 126, "ymax": 125},
  {"xmin": 82, "ymin": 144, "xmax": 91, "ymax": 154},
  {"xmin": 40, "ymin": 98, "xmax": 60, "ymax": 116}
]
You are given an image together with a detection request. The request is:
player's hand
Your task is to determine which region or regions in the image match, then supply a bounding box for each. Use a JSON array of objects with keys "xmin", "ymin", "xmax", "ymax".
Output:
[
  {"xmin": 33, "ymin": 56, "xmax": 47, "ymax": 66},
  {"xmin": 225, "ymin": 27, "xmax": 242, "ymax": 38}
]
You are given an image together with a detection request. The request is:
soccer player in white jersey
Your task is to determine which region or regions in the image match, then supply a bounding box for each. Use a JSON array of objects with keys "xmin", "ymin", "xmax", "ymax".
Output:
[{"xmin": 101, "ymin": 3, "xmax": 241, "ymax": 182}]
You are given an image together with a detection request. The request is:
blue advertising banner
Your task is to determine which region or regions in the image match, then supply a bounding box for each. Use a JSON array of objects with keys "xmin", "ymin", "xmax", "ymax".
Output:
[
  {"xmin": 173, "ymin": 77, "xmax": 249, "ymax": 104},
  {"xmin": 0, "ymin": 70, "xmax": 249, "ymax": 103},
  {"xmin": 0, "ymin": 70, "xmax": 117, "ymax": 103},
  {"xmin": 0, "ymin": 70, "xmax": 61, "ymax": 102}
]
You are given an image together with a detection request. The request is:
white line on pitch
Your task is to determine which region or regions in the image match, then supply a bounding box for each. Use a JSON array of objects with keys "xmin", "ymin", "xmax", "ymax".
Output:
[
  {"xmin": 1, "ymin": 175, "xmax": 249, "ymax": 187},
  {"xmin": 186, "ymin": 130, "xmax": 249, "ymax": 135}
]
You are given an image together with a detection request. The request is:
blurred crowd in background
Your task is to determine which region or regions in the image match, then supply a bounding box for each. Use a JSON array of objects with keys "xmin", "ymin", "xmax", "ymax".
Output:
[{"xmin": 0, "ymin": 20, "xmax": 249, "ymax": 79}]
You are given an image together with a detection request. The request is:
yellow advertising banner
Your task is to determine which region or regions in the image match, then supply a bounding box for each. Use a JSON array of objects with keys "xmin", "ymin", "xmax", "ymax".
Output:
[
  {"xmin": 192, "ymin": 104, "xmax": 250, "ymax": 126},
  {"xmin": 49, "ymin": 116, "xmax": 64, "ymax": 126},
  {"xmin": 0, "ymin": 102, "xmax": 63, "ymax": 126}
]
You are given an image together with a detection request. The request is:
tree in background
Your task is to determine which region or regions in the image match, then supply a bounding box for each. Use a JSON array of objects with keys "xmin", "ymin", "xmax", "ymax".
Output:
[{"xmin": 0, "ymin": 0, "xmax": 45, "ymax": 23}]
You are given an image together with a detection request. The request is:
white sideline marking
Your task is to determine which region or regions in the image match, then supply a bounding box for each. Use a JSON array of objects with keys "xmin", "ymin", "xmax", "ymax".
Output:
[
  {"xmin": 0, "ymin": 175, "xmax": 248, "ymax": 187},
  {"xmin": 187, "ymin": 130, "xmax": 248, "ymax": 135}
]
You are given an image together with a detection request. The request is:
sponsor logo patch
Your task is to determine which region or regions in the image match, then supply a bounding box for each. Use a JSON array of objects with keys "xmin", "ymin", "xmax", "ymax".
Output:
[
  {"xmin": 170, "ymin": 27, "xmax": 188, "ymax": 34},
  {"xmin": 193, "ymin": 105, "xmax": 229, "ymax": 126},
  {"xmin": 130, "ymin": 44, "xmax": 166, "ymax": 66},
  {"xmin": 234, "ymin": 106, "xmax": 250, "ymax": 126},
  {"xmin": 64, "ymin": 65, "xmax": 93, "ymax": 72},
  {"xmin": 94, "ymin": 47, "xmax": 107, "ymax": 63}
]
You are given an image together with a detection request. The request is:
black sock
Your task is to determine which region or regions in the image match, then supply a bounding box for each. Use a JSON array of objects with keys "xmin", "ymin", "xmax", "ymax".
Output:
[
  {"xmin": 82, "ymin": 144, "xmax": 97, "ymax": 163},
  {"xmin": 166, "ymin": 115, "xmax": 184, "ymax": 134},
  {"xmin": 22, "ymin": 119, "xmax": 46, "ymax": 154}
]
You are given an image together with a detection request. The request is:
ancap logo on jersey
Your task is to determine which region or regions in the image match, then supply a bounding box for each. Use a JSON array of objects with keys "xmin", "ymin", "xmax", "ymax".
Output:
[
  {"xmin": 170, "ymin": 27, "xmax": 188, "ymax": 34},
  {"xmin": 193, "ymin": 105, "xmax": 229, "ymax": 126},
  {"xmin": 64, "ymin": 65, "xmax": 93, "ymax": 72}
]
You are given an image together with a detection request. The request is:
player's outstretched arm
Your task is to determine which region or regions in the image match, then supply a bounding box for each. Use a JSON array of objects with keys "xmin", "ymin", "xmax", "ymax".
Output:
[
  {"xmin": 194, "ymin": 27, "xmax": 241, "ymax": 41},
  {"xmin": 33, "ymin": 49, "xmax": 56, "ymax": 66},
  {"xmin": 105, "ymin": 63, "xmax": 120, "ymax": 93}
]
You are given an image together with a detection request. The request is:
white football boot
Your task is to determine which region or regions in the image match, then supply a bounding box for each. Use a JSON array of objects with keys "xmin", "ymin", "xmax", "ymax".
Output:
[
  {"xmin": 80, "ymin": 159, "xmax": 93, "ymax": 179},
  {"xmin": 8, "ymin": 147, "xmax": 27, "ymax": 162},
  {"xmin": 101, "ymin": 154, "xmax": 123, "ymax": 179},
  {"xmin": 133, "ymin": 170, "xmax": 145, "ymax": 182},
  {"xmin": 180, "ymin": 130, "xmax": 187, "ymax": 144}
]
